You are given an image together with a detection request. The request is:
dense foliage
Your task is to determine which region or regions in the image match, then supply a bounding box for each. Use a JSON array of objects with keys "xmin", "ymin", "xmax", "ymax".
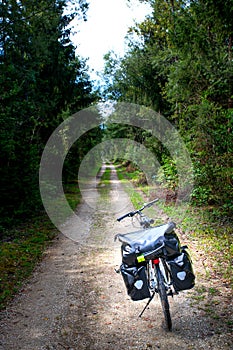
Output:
[
  {"xmin": 0, "ymin": 0, "xmax": 99, "ymax": 232},
  {"xmin": 103, "ymin": 0, "xmax": 233, "ymax": 216}
]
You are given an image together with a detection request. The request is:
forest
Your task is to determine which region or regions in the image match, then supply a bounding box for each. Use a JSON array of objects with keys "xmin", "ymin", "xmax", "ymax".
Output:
[
  {"xmin": 0, "ymin": 0, "xmax": 97, "ymax": 231},
  {"xmin": 103, "ymin": 0, "xmax": 233, "ymax": 216},
  {"xmin": 0, "ymin": 0, "xmax": 232, "ymax": 230}
]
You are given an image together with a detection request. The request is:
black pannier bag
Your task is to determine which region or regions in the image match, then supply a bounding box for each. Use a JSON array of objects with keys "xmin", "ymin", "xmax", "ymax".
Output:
[
  {"xmin": 164, "ymin": 232, "xmax": 181, "ymax": 258},
  {"xmin": 119, "ymin": 223, "xmax": 181, "ymax": 266},
  {"xmin": 120, "ymin": 263, "xmax": 151, "ymax": 301},
  {"xmin": 168, "ymin": 248, "xmax": 195, "ymax": 291},
  {"xmin": 121, "ymin": 244, "xmax": 138, "ymax": 266},
  {"xmin": 121, "ymin": 232, "xmax": 181, "ymax": 266}
]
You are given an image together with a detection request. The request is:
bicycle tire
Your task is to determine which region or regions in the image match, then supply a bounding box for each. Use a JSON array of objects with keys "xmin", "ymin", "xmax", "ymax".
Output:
[{"xmin": 156, "ymin": 265, "xmax": 172, "ymax": 331}]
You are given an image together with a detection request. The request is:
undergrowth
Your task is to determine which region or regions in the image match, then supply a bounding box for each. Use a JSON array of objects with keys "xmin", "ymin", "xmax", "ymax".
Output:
[
  {"xmin": 0, "ymin": 218, "xmax": 56, "ymax": 310},
  {"xmin": 0, "ymin": 184, "xmax": 81, "ymax": 310}
]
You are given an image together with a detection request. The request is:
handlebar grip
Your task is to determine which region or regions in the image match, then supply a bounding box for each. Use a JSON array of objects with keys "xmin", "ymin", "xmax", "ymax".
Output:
[
  {"xmin": 117, "ymin": 211, "xmax": 134, "ymax": 221},
  {"xmin": 145, "ymin": 198, "xmax": 159, "ymax": 208}
]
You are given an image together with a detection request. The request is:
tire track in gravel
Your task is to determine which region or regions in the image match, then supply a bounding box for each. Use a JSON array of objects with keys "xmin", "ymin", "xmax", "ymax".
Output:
[{"xmin": 0, "ymin": 164, "xmax": 232, "ymax": 350}]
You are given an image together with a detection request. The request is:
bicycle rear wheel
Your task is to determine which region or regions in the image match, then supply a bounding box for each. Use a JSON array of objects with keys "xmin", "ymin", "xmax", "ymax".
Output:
[{"xmin": 156, "ymin": 265, "xmax": 172, "ymax": 331}]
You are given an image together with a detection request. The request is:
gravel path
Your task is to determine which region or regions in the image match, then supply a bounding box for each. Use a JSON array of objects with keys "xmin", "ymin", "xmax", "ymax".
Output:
[{"xmin": 0, "ymin": 165, "xmax": 232, "ymax": 350}]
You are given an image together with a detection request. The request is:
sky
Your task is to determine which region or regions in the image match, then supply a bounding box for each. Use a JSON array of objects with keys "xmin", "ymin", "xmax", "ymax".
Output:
[{"xmin": 70, "ymin": 0, "xmax": 152, "ymax": 82}]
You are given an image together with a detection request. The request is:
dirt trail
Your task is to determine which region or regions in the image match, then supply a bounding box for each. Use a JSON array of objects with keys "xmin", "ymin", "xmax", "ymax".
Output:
[{"xmin": 0, "ymin": 165, "xmax": 232, "ymax": 350}]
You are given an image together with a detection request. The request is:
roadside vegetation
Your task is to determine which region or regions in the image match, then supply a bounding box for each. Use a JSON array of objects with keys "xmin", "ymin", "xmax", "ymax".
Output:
[
  {"xmin": 103, "ymin": 0, "xmax": 233, "ymax": 218},
  {"xmin": 0, "ymin": 185, "xmax": 81, "ymax": 310}
]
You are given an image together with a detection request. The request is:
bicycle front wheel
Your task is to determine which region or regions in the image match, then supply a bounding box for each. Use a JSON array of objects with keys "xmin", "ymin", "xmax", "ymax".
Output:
[{"xmin": 156, "ymin": 265, "xmax": 172, "ymax": 331}]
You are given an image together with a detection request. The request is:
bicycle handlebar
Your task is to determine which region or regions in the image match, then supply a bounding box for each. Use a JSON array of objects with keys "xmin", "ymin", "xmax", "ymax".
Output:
[
  {"xmin": 117, "ymin": 212, "xmax": 135, "ymax": 222},
  {"xmin": 117, "ymin": 198, "xmax": 159, "ymax": 222},
  {"xmin": 143, "ymin": 198, "xmax": 159, "ymax": 208}
]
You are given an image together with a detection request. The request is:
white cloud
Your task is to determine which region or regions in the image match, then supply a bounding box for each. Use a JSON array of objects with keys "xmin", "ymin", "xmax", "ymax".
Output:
[{"xmin": 71, "ymin": 0, "xmax": 151, "ymax": 78}]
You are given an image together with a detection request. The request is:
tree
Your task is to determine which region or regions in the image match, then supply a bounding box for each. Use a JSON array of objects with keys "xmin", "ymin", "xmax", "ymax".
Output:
[
  {"xmin": 0, "ymin": 0, "xmax": 97, "ymax": 230},
  {"xmin": 102, "ymin": 0, "xmax": 233, "ymax": 213}
]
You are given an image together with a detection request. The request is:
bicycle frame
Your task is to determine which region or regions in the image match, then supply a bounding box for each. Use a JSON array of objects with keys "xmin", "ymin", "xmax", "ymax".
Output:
[{"xmin": 153, "ymin": 257, "xmax": 172, "ymax": 290}]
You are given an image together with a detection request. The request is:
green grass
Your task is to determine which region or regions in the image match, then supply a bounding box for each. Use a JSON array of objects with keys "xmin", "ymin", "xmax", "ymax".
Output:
[
  {"xmin": 116, "ymin": 166, "xmax": 144, "ymax": 207},
  {"xmin": 63, "ymin": 182, "xmax": 81, "ymax": 210},
  {"xmin": 0, "ymin": 217, "xmax": 56, "ymax": 310},
  {"xmin": 97, "ymin": 167, "xmax": 112, "ymax": 199},
  {"xmin": 98, "ymin": 168, "xmax": 111, "ymax": 186},
  {"xmin": 0, "ymin": 183, "xmax": 82, "ymax": 310}
]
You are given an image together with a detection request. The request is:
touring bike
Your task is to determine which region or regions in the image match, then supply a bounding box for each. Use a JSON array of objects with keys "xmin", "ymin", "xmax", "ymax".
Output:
[{"xmin": 115, "ymin": 198, "xmax": 195, "ymax": 331}]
